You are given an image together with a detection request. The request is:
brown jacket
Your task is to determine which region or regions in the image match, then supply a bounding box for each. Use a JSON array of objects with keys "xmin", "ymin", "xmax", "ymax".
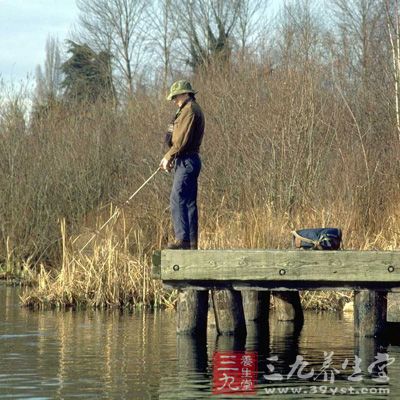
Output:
[{"xmin": 164, "ymin": 100, "xmax": 205, "ymax": 162}]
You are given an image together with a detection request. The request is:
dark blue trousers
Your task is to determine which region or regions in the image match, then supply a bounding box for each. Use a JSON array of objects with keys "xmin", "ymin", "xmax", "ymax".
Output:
[{"xmin": 170, "ymin": 154, "xmax": 201, "ymax": 242}]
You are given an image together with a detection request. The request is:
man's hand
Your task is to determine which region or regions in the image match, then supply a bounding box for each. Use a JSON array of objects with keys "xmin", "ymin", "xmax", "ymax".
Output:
[{"xmin": 160, "ymin": 157, "xmax": 173, "ymax": 172}]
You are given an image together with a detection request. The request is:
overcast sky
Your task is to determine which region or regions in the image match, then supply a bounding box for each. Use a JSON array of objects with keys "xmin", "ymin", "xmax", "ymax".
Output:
[
  {"xmin": 0, "ymin": 0, "xmax": 78, "ymax": 84},
  {"xmin": 0, "ymin": 0, "xmax": 281, "ymax": 87}
]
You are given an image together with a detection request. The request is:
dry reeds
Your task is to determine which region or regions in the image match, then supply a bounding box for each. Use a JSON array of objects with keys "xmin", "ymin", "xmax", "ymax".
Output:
[{"xmin": 20, "ymin": 218, "xmax": 168, "ymax": 309}]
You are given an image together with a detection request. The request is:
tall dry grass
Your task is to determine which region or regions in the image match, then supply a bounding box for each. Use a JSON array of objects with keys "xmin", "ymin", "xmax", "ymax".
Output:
[
  {"xmin": 1, "ymin": 60, "xmax": 400, "ymax": 309},
  {"xmin": 20, "ymin": 218, "xmax": 172, "ymax": 309}
]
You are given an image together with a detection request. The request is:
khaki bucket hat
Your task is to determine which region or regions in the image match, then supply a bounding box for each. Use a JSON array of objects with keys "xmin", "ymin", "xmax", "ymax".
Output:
[{"xmin": 167, "ymin": 80, "xmax": 198, "ymax": 101}]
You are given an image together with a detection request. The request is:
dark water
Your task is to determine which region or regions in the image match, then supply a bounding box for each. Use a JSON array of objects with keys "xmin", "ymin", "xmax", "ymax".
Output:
[{"xmin": 1, "ymin": 285, "xmax": 399, "ymax": 399}]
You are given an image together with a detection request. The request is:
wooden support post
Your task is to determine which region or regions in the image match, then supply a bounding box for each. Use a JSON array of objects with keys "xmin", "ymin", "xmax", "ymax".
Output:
[
  {"xmin": 354, "ymin": 336, "xmax": 388, "ymax": 378},
  {"xmin": 354, "ymin": 290, "xmax": 387, "ymax": 337},
  {"xmin": 242, "ymin": 290, "xmax": 270, "ymax": 325},
  {"xmin": 176, "ymin": 289, "xmax": 209, "ymax": 336},
  {"xmin": 273, "ymin": 291, "xmax": 304, "ymax": 324},
  {"xmin": 211, "ymin": 289, "xmax": 246, "ymax": 336}
]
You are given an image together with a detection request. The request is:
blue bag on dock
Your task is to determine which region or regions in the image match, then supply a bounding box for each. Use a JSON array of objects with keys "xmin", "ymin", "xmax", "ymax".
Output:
[{"xmin": 292, "ymin": 228, "xmax": 342, "ymax": 250}]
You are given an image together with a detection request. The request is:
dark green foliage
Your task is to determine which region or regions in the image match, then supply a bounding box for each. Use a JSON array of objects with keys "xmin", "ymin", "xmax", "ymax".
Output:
[{"xmin": 61, "ymin": 41, "xmax": 114, "ymax": 102}]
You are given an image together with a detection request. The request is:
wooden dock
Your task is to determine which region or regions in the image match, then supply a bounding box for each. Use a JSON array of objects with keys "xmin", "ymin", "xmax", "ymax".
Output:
[{"xmin": 152, "ymin": 249, "xmax": 400, "ymax": 338}]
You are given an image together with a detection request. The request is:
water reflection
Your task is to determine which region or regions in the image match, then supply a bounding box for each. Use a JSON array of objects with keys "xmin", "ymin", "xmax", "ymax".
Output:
[
  {"xmin": 1, "ymin": 286, "xmax": 400, "ymax": 399},
  {"xmin": 169, "ymin": 336, "xmax": 209, "ymax": 400}
]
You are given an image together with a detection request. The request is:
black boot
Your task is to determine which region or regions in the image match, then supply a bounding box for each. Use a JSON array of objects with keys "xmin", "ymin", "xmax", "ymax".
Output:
[
  {"xmin": 190, "ymin": 240, "xmax": 198, "ymax": 250},
  {"xmin": 167, "ymin": 240, "xmax": 191, "ymax": 249}
]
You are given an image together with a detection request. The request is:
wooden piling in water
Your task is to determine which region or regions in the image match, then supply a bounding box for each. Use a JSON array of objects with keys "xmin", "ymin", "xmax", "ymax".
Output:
[
  {"xmin": 176, "ymin": 289, "xmax": 209, "ymax": 336},
  {"xmin": 273, "ymin": 291, "xmax": 304, "ymax": 324},
  {"xmin": 354, "ymin": 290, "xmax": 387, "ymax": 337},
  {"xmin": 241, "ymin": 290, "xmax": 270, "ymax": 325},
  {"xmin": 211, "ymin": 289, "xmax": 246, "ymax": 336}
]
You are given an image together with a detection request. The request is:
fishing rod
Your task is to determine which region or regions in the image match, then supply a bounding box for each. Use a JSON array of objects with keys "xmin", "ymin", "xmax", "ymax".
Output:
[{"xmin": 79, "ymin": 167, "xmax": 161, "ymax": 253}]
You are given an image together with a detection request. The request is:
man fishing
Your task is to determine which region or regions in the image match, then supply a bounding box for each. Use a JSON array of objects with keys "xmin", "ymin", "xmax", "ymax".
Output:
[{"xmin": 160, "ymin": 80, "xmax": 205, "ymax": 250}]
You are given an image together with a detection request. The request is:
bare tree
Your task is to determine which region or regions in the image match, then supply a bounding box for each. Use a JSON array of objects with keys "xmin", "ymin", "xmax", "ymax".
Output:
[
  {"xmin": 171, "ymin": 0, "xmax": 243, "ymax": 69},
  {"xmin": 328, "ymin": 0, "xmax": 399, "ymax": 145},
  {"xmin": 35, "ymin": 36, "xmax": 62, "ymax": 104},
  {"xmin": 275, "ymin": 0, "xmax": 324, "ymax": 68},
  {"xmin": 385, "ymin": 0, "xmax": 400, "ymax": 141},
  {"xmin": 329, "ymin": 0, "xmax": 383, "ymax": 85},
  {"xmin": 76, "ymin": 0, "xmax": 149, "ymax": 98},
  {"xmin": 235, "ymin": 0, "xmax": 270, "ymax": 57},
  {"xmin": 149, "ymin": 0, "xmax": 177, "ymax": 91}
]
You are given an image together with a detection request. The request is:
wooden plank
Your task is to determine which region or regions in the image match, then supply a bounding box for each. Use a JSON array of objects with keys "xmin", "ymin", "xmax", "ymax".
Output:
[
  {"xmin": 163, "ymin": 281, "xmax": 400, "ymax": 290},
  {"xmin": 160, "ymin": 249, "xmax": 400, "ymax": 283}
]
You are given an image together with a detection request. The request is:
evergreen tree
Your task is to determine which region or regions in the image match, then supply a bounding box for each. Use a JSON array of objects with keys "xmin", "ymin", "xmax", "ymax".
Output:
[{"xmin": 61, "ymin": 40, "xmax": 114, "ymax": 102}]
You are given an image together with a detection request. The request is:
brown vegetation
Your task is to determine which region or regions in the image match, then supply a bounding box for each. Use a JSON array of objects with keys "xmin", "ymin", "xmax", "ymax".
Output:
[
  {"xmin": 1, "ymin": 61, "xmax": 400, "ymax": 309},
  {"xmin": 2, "ymin": 0, "xmax": 400, "ymax": 309}
]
